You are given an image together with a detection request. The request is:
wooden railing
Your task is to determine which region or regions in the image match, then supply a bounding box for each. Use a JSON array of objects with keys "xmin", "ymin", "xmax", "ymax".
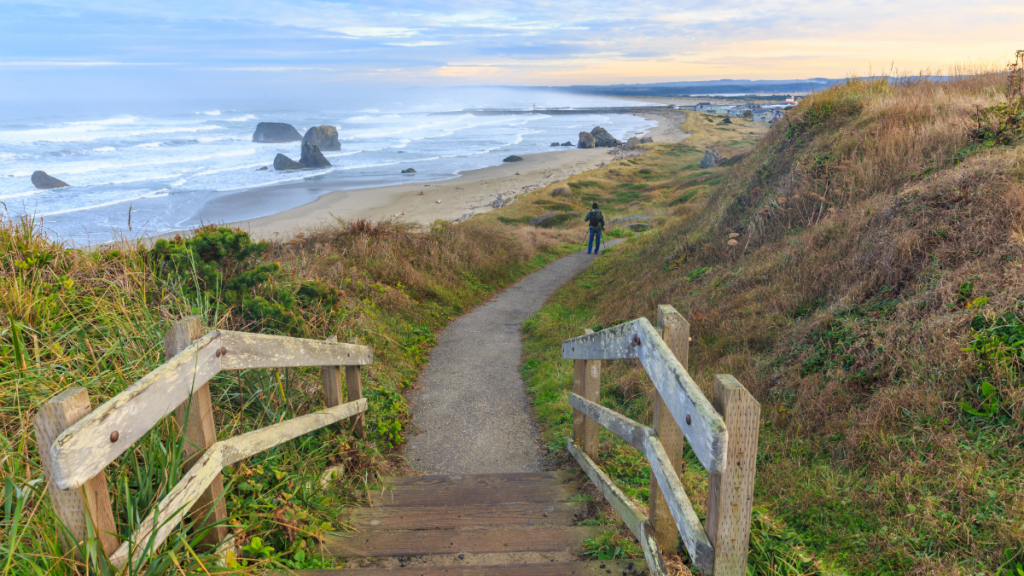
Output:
[
  {"xmin": 33, "ymin": 316, "xmax": 372, "ymax": 569},
  {"xmin": 562, "ymin": 305, "xmax": 760, "ymax": 576}
]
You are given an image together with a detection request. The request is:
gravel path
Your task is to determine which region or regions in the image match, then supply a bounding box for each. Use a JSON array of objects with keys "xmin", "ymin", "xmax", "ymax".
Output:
[{"xmin": 405, "ymin": 240, "xmax": 623, "ymax": 474}]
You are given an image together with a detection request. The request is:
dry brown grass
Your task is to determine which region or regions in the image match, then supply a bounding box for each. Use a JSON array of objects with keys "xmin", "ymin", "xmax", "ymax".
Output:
[{"xmin": 529, "ymin": 70, "xmax": 1024, "ymax": 573}]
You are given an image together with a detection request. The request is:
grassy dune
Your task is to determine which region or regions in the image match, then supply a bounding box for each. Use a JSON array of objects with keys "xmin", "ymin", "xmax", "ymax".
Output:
[
  {"xmin": 521, "ymin": 70, "xmax": 1024, "ymax": 574},
  {"xmin": 0, "ymin": 216, "xmax": 576, "ymax": 573}
]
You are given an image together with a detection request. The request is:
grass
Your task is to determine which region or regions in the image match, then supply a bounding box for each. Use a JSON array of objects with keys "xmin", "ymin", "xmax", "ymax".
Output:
[
  {"xmin": 519, "ymin": 64, "xmax": 1024, "ymax": 576},
  {"xmin": 0, "ymin": 215, "xmax": 577, "ymax": 573}
]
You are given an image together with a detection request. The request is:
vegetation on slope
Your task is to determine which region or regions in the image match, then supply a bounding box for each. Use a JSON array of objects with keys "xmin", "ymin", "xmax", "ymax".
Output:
[
  {"xmin": 522, "ymin": 65, "xmax": 1024, "ymax": 575},
  {"xmin": 0, "ymin": 216, "xmax": 574, "ymax": 573}
]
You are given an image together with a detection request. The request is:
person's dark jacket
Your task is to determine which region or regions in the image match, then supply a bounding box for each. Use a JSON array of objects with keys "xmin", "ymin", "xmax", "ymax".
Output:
[{"xmin": 584, "ymin": 209, "xmax": 605, "ymax": 231}]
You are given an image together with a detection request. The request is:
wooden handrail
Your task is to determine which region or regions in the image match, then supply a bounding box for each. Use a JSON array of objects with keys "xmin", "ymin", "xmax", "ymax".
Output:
[
  {"xmin": 561, "ymin": 317, "xmax": 728, "ymax": 475},
  {"xmin": 108, "ymin": 398, "xmax": 367, "ymax": 568},
  {"xmin": 36, "ymin": 319, "xmax": 373, "ymax": 569},
  {"xmin": 568, "ymin": 393, "xmax": 714, "ymax": 573},
  {"xmin": 50, "ymin": 330, "xmax": 373, "ymax": 490},
  {"xmin": 562, "ymin": 305, "xmax": 760, "ymax": 576}
]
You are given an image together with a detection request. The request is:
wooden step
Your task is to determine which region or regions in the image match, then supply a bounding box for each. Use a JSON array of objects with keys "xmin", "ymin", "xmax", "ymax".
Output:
[
  {"xmin": 323, "ymin": 526, "xmax": 604, "ymax": 558},
  {"xmin": 275, "ymin": 560, "xmax": 646, "ymax": 575},
  {"xmin": 342, "ymin": 502, "xmax": 587, "ymax": 530},
  {"xmin": 368, "ymin": 473, "xmax": 582, "ymax": 507},
  {"xmin": 381, "ymin": 471, "xmax": 581, "ymax": 489}
]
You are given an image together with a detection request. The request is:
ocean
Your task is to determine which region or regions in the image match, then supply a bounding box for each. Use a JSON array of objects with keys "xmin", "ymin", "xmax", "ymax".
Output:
[{"xmin": 0, "ymin": 89, "xmax": 656, "ymax": 244}]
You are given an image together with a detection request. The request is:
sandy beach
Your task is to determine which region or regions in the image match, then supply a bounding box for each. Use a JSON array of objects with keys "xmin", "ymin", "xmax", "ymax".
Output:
[{"xmin": 219, "ymin": 110, "xmax": 689, "ymax": 240}]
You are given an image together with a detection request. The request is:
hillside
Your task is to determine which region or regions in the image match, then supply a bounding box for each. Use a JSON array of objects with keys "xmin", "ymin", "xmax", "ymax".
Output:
[{"xmin": 521, "ymin": 68, "xmax": 1024, "ymax": 574}]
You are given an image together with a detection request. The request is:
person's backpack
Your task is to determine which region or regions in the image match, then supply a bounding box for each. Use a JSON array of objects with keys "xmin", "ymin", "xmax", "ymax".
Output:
[{"xmin": 587, "ymin": 210, "xmax": 602, "ymax": 227}]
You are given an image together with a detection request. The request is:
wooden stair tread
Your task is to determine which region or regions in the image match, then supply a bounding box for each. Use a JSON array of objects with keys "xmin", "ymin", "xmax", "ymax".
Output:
[
  {"xmin": 381, "ymin": 471, "xmax": 579, "ymax": 489},
  {"xmin": 368, "ymin": 482, "xmax": 581, "ymax": 507},
  {"xmin": 274, "ymin": 560, "xmax": 646, "ymax": 575},
  {"xmin": 323, "ymin": 526, "xmax": 604, "ymax": 557},
  {"xmin": 343, "ymin": 502, "xmax": 587, "ymax": 530}
]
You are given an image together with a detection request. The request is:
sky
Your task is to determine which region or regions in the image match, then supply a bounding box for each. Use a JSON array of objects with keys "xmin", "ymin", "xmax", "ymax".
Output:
[{"xmin": 1, "ymin": 0, "xmax": 1021, "ymax": 102}]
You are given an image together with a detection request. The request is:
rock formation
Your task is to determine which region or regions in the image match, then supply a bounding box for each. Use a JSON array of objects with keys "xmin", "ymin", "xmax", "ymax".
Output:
[
  {"xmin": 401, "ymin": 168, "xmax": 416, "ymax": 173},
  {"xmin": 31, "ymin": 171, "xmax": 68, "ymax": 189},
  {"xmin": 700, "ymin": 147, "xmax": 722, "ymax": 169},
  {"xmin": 256, "ymin": 166, "xmax": 268, "ymax": 171},
  {"xmin": 640, "ymin": 136, "xmax": 654, "ymax": 144},
  {"xmin": 550, "ymin": 142, "xmax": 560, "ymax": 147},
  {"xmin": 503, "ymin": 155, "xmax": 523, "ymax": 163},
  {"xmin": 302, "ymin": 126, "xmax": 341, "ymax": 151},
  {"xmin": 253, "ymin": 122, "xmax": 302, "ymax": 143},
  {"xmin": 274, "ymin": 154, "xmax": 304, "ymax": 171},
  {"xmin": 624, "ymin": 137, "xmax": 641, "ymax": 151},
  {"xmin": 551, "ymin": 186, "xmax": 571, "ymax": 197},
  {"xmin": 577, "ymin": 132, "xmax": 596, "ymax": 149},
  {"xmin": 590, "ymin": 126, "xmax": 621, "ymax": 147},
  {"xmin": 561, "ymin": 141, "xmax": 573, "ymax": 146},
  {"xmin": 299, "ymin": 142, "xmax": 332, "ymax": 169}
]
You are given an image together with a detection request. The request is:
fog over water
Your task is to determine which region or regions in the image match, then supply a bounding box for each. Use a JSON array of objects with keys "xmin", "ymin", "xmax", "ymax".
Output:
[{"xmin": 0, "ymin": 88, "xmax": 656, "ymax": 244}]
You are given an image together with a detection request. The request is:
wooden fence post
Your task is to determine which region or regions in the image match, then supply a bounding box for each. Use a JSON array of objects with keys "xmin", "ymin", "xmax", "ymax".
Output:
[
  {"xmin": 34, "ymin": 387, "xmax": 120, "ymax": 557},
  {"xmin": 165, "ymin": 316, "xmax": 228, "ymax": 548},
  {"xmin": 321, "ymin": 336, "xmax": 343, "ymax": 407},
  {"xmin": 346, "ymin": 337, "xmax": 365, "ymax": 439},
  {"xmin": 572, "ymin": 328, "xmax": 600, "ymax": 460},
  {"xmin": 706, "ymin": 374, "xmax": 760, "ymax": 576},
  {"xmin": 649, "ymin": 305, "xmax": 689, "ymax": 553}
]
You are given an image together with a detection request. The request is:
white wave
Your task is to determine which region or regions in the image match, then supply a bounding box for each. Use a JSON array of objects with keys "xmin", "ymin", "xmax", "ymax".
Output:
[
  {"xmin": 201, "ymin": 110, "xmax": 221, "ymax": 116},
  {"xmin": 0, "ymin": 189, "xmax": 43, "ymax": 200},
  {"xmin": 37, "ymin": 189, "xmax": 167, "ymax": 217},
  {"xmin": 92, "ymin": 146, "xmax": 115, "ymax": 152},
  {"xmin": 170, "ymin": 178, "xmax": 188, "ymax": 187},
  {"xmin": 226, "ymin": 114, "xmax": 256, "ymax": 122},
  {"xmin": 135, "ymin": 142, "xmax": 162, "ymax": 148}
]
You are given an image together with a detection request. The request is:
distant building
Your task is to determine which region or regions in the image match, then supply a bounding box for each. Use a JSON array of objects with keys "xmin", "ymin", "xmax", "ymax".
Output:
[
  {"xmin": 696, "ymin": 102, "xmax": 714, "ymax": 112},
  {"xmin": 728, "ymin": 107, "xmax": 753, "ymax": 118},
  {"xmin": 753, "ymin": 110, "xmax": 777, "ymax": 123}
]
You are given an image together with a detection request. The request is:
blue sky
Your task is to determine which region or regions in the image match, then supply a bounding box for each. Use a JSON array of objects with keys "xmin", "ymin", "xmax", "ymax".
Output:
[{"xmin": 1, "ymin": 0, "xmax": 1021, "ymax": 100}]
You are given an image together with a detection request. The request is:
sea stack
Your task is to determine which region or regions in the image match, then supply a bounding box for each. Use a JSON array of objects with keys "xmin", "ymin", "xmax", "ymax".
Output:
[
  {"xmin": 273, "ymin": 154, "xmax": 304, "ymax": 171},
  {"xmin": 299, "ymin": 141, "xmax": 332, "ymax": 168},
  {"xmin": 31, "ymin": 171, "xmax": 68, "ymax": 189},
  {"xmin": 577, "ymin": 132, "xmax": 596, "ymax": 149},
  {"xmin": 590, "ymin": 126, "xmax": 621, "ymax": 147},
  {"xmin": 302, "ymin": 126, "xmax": 341, "ymax": 151},
  {"xmin": 253, "ymin": 122, "xmax": 302, "ymax": 143}
]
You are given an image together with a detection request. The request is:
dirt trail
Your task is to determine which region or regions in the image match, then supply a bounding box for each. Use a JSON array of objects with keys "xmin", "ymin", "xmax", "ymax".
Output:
[{"xmin": 405, "ymin": 240, "xmax": 624, "ymax": 474}]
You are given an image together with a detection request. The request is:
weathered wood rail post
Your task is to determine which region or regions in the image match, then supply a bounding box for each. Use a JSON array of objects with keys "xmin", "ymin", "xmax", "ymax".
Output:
[
  {"xmin": 561, "ymin": 304, "xmax": 761, "ymax": 576},
  {"xmin": 572, "ymin": 328, "xmax": 600, "ymax": 460},
  {"xmin": 34, "ymin": 389, "xmax": 120, "ymax": 557},
  {"xmin": 165, "ymin": 315, "xmax": 228, "ymax": 548},
  {"xmin": 706, "ymin": 375, "xmax": 760, "ymax": 575},
  {"xmin": 649, "ymin": 305, "xmax": 689, "ymax": 553},
  {"xmin": 321, "ymin": 336, "xmax": 365, "ymax": 439}
]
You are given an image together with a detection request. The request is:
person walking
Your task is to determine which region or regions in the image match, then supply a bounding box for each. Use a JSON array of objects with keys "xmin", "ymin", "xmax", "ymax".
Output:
[{"xmin": 584, "ymin": 202, "xmax": 605, "ymax": 254}]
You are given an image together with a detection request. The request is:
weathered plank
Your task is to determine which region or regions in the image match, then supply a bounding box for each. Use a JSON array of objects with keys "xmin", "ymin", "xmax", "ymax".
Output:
[
  {"xmin": 562, "ymin": 317, "xmax": 728, "ymax": 475},
  {"xmin": 566, "ymin": 440, "xmax": 644, "ymax": 538},
  {"xmin": 381, "ymin": 471, "xmax": 573, "ymax": 489},
  {"xmin": 322, "ymin": 526, "xmax": 603, "ymax": 557},
  {"xmin": 368, "ymin": 482, "xmax": 581, "ymax": 507},
  {"xmin": 219, "ymin": 398, "xmax": 368, "ymax": 466},
  {"xmin": 109, "ymin": 443, "xmax": 226, "ymax": 568},
  {"xmin": 219, "ymin": 330, "xmax": 372, "ymax": 369},
  {"xmin": 706, "ymin": 374, "xmax": 760, "ymax": 576},
  {"xmin": 275, "ymin": 561, "xmax": 644, "ymax": 576},
  {"xmin": 567, "ymin": 393, "xmax": 651, "ymax": 452},
  {"xmin": 33, "ymin": 388, "xmax": 120, "ymax": 556},
  {"xmin": 572, "ymin": 329, "xmax": 600, "ymax": 460},
  {"xmin": 341, "ymin": 502, "xmax": 586, "ymax": 530},
  {"xmin": 51, "ymin": 331, "xmax": 223, "ymax": 490},
  {"xmin": 109, "ymin": 398, "xmax": 368, "ymax": 568},
  {"xmin": 644, "ymin": 435, "xmax": 715, "ymax": 574},
  {"xmin": 650, "ymin": 305, "xmax": 688, "ymax": 553},
  {"xmin": 568, "ymin": 440, "xmax": 666, "ymax": 576},
  {"xmin": 165, "ymin": 316, "xmax": 228, "ymax": 549}
]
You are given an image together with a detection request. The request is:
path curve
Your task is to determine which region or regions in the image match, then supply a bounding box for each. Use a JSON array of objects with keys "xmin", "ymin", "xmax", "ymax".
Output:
[{"xmin": 405, "ymin": 240, "xmax": 622, "ymax": 474}]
